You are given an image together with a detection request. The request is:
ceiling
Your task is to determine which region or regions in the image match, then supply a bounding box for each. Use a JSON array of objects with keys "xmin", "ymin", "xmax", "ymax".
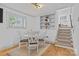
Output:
[{"xmin": 1, "ymin": 3, "xmax": 75, "ymax": 16}]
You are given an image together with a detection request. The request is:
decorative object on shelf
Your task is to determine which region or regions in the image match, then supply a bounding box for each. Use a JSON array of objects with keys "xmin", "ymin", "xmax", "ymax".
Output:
[
  {"xmin": 40, "ymin": 14, "xmax": 56, "ymax": 29},
  {"xmin": 7, "ymin": 12, "xmax": 26, "ymax": 28},
  {"xmin": 32, "ymin": 3, "xmax": 43, "ymax": 9}
]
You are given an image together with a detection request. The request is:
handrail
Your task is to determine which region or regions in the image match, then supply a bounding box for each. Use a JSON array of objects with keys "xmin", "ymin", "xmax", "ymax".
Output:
[
  {"xmin": 70, "ymin": 15, "xmax": 73, "ymax": 28},
  {"xmin": 70, "ymin": 14, "xmax": 74, "ymax": 33}
]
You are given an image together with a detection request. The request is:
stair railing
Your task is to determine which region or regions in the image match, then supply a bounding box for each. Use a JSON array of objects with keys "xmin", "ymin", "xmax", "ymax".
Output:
[{"xmin": 70, "ymin": 15, "xmax": 73, "ymax": 28}]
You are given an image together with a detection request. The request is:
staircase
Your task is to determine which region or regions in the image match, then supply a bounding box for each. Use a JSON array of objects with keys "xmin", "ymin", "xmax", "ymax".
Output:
[{"xmin": 55, "ymin": 25, "xmax": 73, "ymax": 49}]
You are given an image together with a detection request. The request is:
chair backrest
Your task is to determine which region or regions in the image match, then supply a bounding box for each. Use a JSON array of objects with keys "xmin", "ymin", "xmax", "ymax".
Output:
[
  {"xmin": 21, "ymin": 32, "xmax": 28, "ymax": 40},
  {"xmin": 28, "ymin": 32, "xmax": 39, "ymax": 44},
  {"xmin": 25, "ymin": 32, "xmax": 29, "ymax": 37}
]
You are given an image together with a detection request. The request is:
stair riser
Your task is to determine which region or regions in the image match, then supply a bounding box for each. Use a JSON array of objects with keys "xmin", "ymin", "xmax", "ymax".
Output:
[
  {"xmin": 59, "ymin": 29, "xmax": 71, "ymax": 31},
  {"xmin": 58, "ymin": 33, "xmax": 71, "ymax": 35},
  {"xmin": 59, "ymin": 28, "xmax": 71, "ymax": 29},
  {"xmin": 57, "ymin": 37, "xmax": 72, "ymax": 39},
  {"xmin": 58, "ymin": 33, "xmax": 71, "ymax": 36},
  {"xmin": 56, "ymin": 27, "xmax": 73, "ymax": 48},
  {"xmin": 57, "ymin": 39, "xmax": 73, "ymax": 43},
  {"xmin": 57, "ymin": 38, "xmax": 72, "ymax": 40},
  {"xmin": 55, "ymin": 41, "xmax": 73, "ymax": 44},
  {"xmin": 58, "ymin": 32, "xmax": 71, "ymax": 34},
  {"xmin": 58, "ymin": 36, "xmax": 72, "ymax": 38},
  {"xmin": 55, "ymin": 42, "xmax": 73, "ymax": 46},
  {"xmin": 55, "ymin": 44, "xmax": 73, "ymax": 47},
  {"xmin": 58, "ymin": 31, "xmax": 71, "ymax": 33}
]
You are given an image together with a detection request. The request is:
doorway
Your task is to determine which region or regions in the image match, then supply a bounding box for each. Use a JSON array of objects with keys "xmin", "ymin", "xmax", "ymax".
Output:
[{"xmin": 57, "ymin": 7, "xmax": 72, "ymax": 27}]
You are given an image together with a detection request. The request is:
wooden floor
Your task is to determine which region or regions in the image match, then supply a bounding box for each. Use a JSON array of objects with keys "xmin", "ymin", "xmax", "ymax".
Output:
[
  {"xmin": 0, "ymin": 44, "xmax": 48, "ymax": 56},
  {"xmin": 0, "ymin": 45, "xmax": 18, "ymax": 56},
  {"xmin": 0, "ymin": 44, "xmax": 75, "ymax": 56},
  {"xmin": 42, "ymin": 44, "xmax": 75, "ymax": 56}
]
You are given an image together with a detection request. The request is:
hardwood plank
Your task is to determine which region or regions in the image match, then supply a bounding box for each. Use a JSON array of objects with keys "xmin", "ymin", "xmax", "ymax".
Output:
[
  {"xmin": 0, "ymin": 44, "xmax": 18, "ymax": 56},
  {"xmin": 42, "ymin": 44, "xmax": 75, "ymax": 56}
]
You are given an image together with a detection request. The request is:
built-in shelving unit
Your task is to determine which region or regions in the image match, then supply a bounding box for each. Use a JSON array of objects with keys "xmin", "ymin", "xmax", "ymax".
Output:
[{"xmin": 40, "ymin": 14, "xmax": 56, "ymax": 29}]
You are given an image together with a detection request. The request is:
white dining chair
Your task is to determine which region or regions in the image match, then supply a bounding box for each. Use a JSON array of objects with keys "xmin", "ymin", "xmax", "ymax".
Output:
[
  {"xmin": 19, "ymin": 33, "xmax": 28, "ymax": 48},
  {"xmin": 28, "ymin": 33, "xmax": 39, "ymax": 56},
  {"xmin": 38, "ymin": 31, "xmax": 46, "ymax": 47}
]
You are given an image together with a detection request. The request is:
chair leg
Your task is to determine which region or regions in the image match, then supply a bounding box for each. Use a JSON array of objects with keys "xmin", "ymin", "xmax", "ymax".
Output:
[
  {"xmin": 44, "ymin": 40, "xmax": 46, "ymax": 47},
  {"xmin": 37, "ymin": 46, "xmax": 38, "ymax": 54}
]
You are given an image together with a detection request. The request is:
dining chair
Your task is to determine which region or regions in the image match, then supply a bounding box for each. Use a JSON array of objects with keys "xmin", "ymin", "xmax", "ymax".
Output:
[
  {"xmin": 28, "ymin": 32, "xmax": 39, "ymax": 56},
  {"xmin": 19, "ymin": 33, "xmax": 28, "ymax": 48},
  {"xmin": 39, "ymin": 31, "xmax": 46, "ymax": 47}
]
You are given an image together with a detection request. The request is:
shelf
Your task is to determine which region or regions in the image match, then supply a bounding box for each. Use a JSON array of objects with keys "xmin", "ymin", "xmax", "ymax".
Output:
[{"xmin": 40, "ymin": 13, "xmax": 56, "ymax": 30}]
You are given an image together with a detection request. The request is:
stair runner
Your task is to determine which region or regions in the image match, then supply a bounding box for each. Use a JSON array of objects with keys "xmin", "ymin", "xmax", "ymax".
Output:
[{"xmin": 55, "ymin": 26, "xmax": 73, "ymax": 49}]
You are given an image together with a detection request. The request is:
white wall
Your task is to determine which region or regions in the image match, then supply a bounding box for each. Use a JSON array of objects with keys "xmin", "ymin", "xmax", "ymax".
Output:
[
  {"xmin": 72, "ymin": 4, "xmax": 79, "ymax": 55},
  {"xmin": 0, "ymin": 5, "xmax": 34, "ymax": 50}
]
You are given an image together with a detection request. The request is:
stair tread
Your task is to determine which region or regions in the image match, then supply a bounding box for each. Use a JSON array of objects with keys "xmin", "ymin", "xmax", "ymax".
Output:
[
  {"xmin": 58, "ymin": 37, "xmax": 72, "ymax": 39},
  {"xmin": 55, "ymin": 42, "xmax": 73, "ymax": 46},
  {"xmin": 56, "ymin": 39, "xmax": 73, "ymax": 43},
  {"xmin": 56, "ymin": 27, "xmax": 73, "ymax": 48},
  {"xmin": 58, "ymin": 31, "xmax": 71, "ymax": 33},
  {"xmin": 59, "ymin": 29, "xmax": 71, "ymax": 31},
  {"xmin": 57, "ymin": 38, "xmax": 72, "ymax": 41},
  {"xmin": 57, "ymin": 38, "xmax": 72, "ymax": 40},
  {"xmin": 59, "ymin": 28, "xmax": 71, "ymax": 29},
  {"xmin": 55, "ymin": 43, "xmax": 73, "ymax": 48},
  {"xmin": 59, "ymin": 29, "xmax": 71, "ymax": 30},
  {"xmin": 55, "ymin": 41, "xmax": 73, "ymax": 45},
  {"xmin": 58, "ymin": 33, "xmax": 71, "ymax": 35},
  {"xmin": 57, "ymin": 36, "xmax": 71, "ymax": 38}
]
